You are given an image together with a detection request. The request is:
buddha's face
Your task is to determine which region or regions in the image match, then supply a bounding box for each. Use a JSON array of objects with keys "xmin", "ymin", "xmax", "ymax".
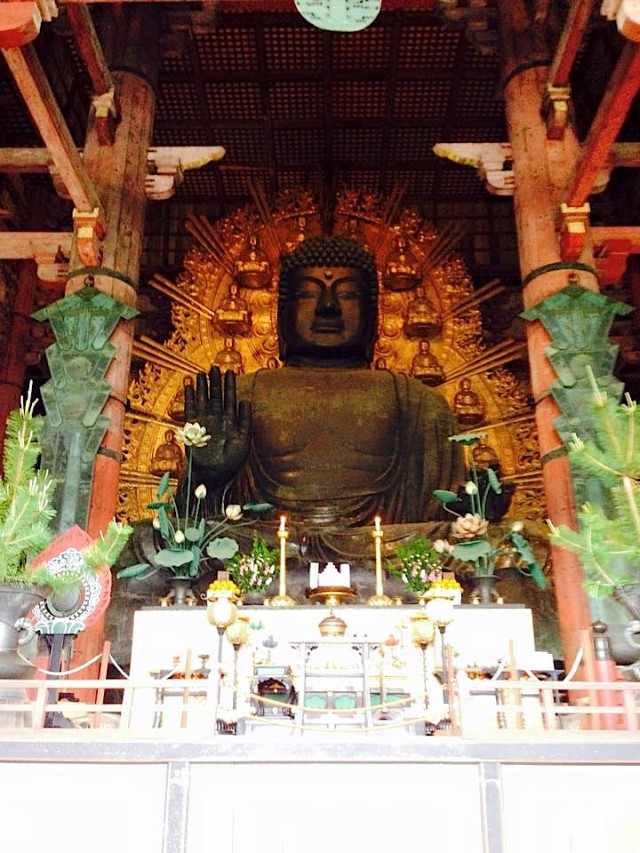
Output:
[{"xmin": 285, "ymin": 266, "xmax": 369, "ymax": 363}]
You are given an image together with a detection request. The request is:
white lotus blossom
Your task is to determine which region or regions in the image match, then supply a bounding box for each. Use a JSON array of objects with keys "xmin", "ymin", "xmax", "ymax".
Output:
[
  {"xmin": 225, "ymin": 504, "xmax": 243, "ymax": 521},
  {"xmin": 510, "ymin": 520, "xmax": 524, "ymax": 532},
  {"xmin": 176, "ymin": 422, "xmax": 211, "ymax": 447},
  {"xmin": 174, "ymin": 530, "xmax": 186, "ymax": 544},
  {"xmin": 451, "ymin": 513, "xmax": 489, "ymax": 539},
  {"xmin": 433, "ymin": 538, "xmax": 452, "ymax": 554},
  {"xmin": 195, "ymin": 484, "xmax": 207, "ymax": 500},
  {"xmin": 152, "ymin": 517, "xmax": 161, "ymax": 530},
  {"xmin": 464, "ymin": 481, "xmax": 478, "ymax": 495}
]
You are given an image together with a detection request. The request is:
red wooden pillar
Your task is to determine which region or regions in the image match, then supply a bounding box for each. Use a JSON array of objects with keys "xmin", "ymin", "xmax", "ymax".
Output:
[
  {"xmin": 66, "ymin": 12, "xmax": 158, "ymax": 539},
  {"xmin": 498, "ymin": 0, "xmax": 594, "ymax": 670},
  {"xmin": 63, "ymin": 12, "xmax": 158, "ymax": 669}
]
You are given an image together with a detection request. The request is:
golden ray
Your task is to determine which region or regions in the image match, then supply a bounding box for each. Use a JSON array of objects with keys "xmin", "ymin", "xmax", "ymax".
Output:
[
  {"xmin": 443, "ymin": 340, "xmax": 526, "ymax": 383},
  {"xmin": 126, "ymin": 409, "xmax": 179, "ymax": 429},
  {"xmin": 132, "ymin": 336, "xmax": 202, "ymax": 375},
  {"xmin": 149, "ymin": 274, "xmax": 216, "ymax": 320},
  {"xmin": 441, "ymin": 278, "xmax": 504, "ymax": 319},
  {"xmin": 185, "ymin": 214, "xmax": 235, "ymax": 275}
]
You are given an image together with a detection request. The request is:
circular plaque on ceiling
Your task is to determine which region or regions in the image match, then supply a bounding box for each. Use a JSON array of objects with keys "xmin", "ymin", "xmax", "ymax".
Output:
[{"xmin": 294, "ymin": 0, "xmax": 381, "ymax": 32}]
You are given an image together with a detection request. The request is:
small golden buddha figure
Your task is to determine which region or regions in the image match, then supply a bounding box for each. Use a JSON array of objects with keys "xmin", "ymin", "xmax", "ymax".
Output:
[
  {"xmin": 214, "ymin": 337, "xmax": 244, "ymax": 374},
  {"xmin": 150, "ymin": 430, "xmax": 184, "ymax": 477},
  {"xmin": 215, "ymin": 282, "xmax": 252, "ymax": 336},
  {"xmin": 383, "ymin": 234, "xmax": 421, "ymax": 291},
  {"xmin": 234, "ymin": 233, "xmax": 271, "ymax": 290},
  {"xmin": 472, "ymin": 438, "xmax": 499, "ymax": 469},
  {"xmin": 285, "ymin": 215, "xmax": 308, "ymax": 252},
  {"xmin": 411, "ymin": 340, "xmax": 445, "ymax": 386},
  {"xmin": 453, "ymin": 378, "xmax": 485, "ymax": 425},
  {"xmin": 404, "ymin": 286, "xmax": 442, "ymax": 338},
  {"xmin": 168, "ymin": 385, "xmax": 185, "ymax": 423}
]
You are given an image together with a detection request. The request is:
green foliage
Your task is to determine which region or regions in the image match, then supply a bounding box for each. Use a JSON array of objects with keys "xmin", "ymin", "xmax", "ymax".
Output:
[
  {"xmin": 227, "ymin": 536, "xmax": 278, "ymax": 594},
  {"xmin": 433, "ymin": 432, "xmax": 547, "ymax": 589},
  {"xmin": 389, "ymin": 536, "xmax": 444, "ymax": 595},
  {"xmin": 549, "ymin": 390, "xmax": 640, "ymax": 598},
  {"xmin": 0, "ymin": 386, "xmax": 57, "ymax": 585},
  {"xmin": 116, "ymin": 439, "xmax": 273, "ymax": 582}
]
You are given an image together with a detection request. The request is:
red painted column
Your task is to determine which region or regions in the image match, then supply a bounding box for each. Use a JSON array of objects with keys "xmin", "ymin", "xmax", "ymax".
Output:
[
  {"xmin": 66, "ymin": 11, "xmax": 158, "ymax": 539},
  {"xmin": 498, "ymin": 0, "xmax": 594, "ymax": 670}
]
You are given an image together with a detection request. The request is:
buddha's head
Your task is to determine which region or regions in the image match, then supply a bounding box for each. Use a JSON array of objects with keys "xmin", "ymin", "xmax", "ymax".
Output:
[{"xmin": 277, "ymin": 236, "xmax": 379, "ymax": 366}]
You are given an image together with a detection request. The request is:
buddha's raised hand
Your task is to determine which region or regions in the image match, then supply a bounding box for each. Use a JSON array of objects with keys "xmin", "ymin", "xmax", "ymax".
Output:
[{"xmin": 183, "ymin": 367, "xmax": 252, "ymax": 492}]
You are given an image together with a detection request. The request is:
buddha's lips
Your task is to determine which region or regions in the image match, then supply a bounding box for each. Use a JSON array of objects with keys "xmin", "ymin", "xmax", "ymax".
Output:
[{"xmin": 312, "ymin": 320, "xmax": 344, "ymax": 332}]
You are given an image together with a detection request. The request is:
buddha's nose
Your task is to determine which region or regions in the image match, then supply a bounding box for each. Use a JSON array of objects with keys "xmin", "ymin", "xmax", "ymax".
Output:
[{"xmin": 316, "ymin": 287, "xmax": 340, "ymax": 314}]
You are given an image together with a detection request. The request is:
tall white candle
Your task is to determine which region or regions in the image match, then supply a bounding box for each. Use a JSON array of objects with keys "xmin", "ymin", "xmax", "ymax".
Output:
[
  {"xmin": 372, "ymin": 515, "xmax": 384, "ymax": 596},
  {"xmin": 277, "ymin": 515, "xmax": 288, "ymax": 596}
]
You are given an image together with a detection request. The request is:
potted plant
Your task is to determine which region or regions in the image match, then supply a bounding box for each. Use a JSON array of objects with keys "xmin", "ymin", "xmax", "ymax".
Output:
[
  {"xmin": 548, "ymin": 388, "xmax": 640, "ymax": 661},
  {"xmin": 0, "ymin": 384, "xmax": 131, "ymax": 676},
  {"xmin": 434, "ymin": 432, "xmax": 548, "ymax": 603},
  {"xmin": 227, "ymin": 535, "xmax": 278, "ymax": 602},
  {"xmin": 117, "ymin": 421, "xmax": 272, "ymax": 604},
  {"xmin": 390, "ymin": 536, "xmax": 461, "ymax": 602}
]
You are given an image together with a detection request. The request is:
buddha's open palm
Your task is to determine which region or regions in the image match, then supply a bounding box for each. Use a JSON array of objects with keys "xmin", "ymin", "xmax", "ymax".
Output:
[{"xmin": 184, "ymin": 367, "xmax": 252, "ymax": 490}]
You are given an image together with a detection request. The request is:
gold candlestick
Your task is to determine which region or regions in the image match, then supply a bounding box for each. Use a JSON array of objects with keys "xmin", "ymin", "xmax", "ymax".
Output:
[
  {"xmin": 271, "ymin": 515, "xmax": 295, "ymax": 607},
  {"xmin": 368, "ymin": 515, "xmax": 392, "ymax": 606}
]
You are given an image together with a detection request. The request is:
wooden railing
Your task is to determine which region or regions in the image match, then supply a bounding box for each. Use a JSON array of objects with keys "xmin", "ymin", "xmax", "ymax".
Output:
[{"xmin": 0, "ymin": 672, "xmax": 639, "ymax": 735}]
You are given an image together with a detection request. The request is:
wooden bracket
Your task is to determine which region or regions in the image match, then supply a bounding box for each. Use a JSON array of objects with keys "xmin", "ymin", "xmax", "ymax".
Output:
[
  {"xmin": 92, "ymin": 88, "xmax": 119, "ymax": 146},
  {"xmin": 558, "ymin": 202, "xmax": 591, "ymax": 261},
  {"xmin": 73, "ymin": 207, "xmax": 105, "ymax": 267},
  {"xmin": 542, "ymin": 84, "xmax": 571, "ymax": 140},
  {"xmin": 0, "ymin": 3, "xmax": 41, "ymax": 48},
  {"xmin": 145, "ymin": 145, "xmax": 225, "ymax": 201},
  {"xmin": 604, "ymin": 0, "xmax": 640, "ymax": 42},
  {"xmin": 433, "ymin": 142, "xmax": 514, "ymax": 196}
]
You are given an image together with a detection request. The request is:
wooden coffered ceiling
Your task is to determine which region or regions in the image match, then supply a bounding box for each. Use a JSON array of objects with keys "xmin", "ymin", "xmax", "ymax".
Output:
[{"xmin": 1, "ymin": 1, "xmax": 640, "ymax": 387}]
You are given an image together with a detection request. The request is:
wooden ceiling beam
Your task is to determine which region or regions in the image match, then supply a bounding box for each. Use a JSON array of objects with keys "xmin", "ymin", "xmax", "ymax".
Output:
[
  {"xmin": 547, "ymin": 0, "xmax": 595, "ymax": 88},
  {"xmin": 0, "ymin": 3, "xmax": 42, "ymax": 49},
  {"xmin": 0, "ymin": 231, "xmax": 72, "ymax": 259},
  {"xmin": 565, "ymin": 41, "xmax": 640, "ymax": 208},
  {"xmin": 2, "ymin": 44, "xmax": 104, "ymax": 220},
  {"xmin": 66, "ymin": 5, "xmax": 113, "ymax": 95},
  {"xmin": 66, "ymin": 4, "xmax": 119, "ymax": 144}
]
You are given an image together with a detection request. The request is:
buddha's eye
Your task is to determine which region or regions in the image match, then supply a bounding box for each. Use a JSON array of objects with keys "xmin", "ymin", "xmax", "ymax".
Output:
[{"xmin": 293, "ymin": 281, "xmax": 321, "ymax": 300}]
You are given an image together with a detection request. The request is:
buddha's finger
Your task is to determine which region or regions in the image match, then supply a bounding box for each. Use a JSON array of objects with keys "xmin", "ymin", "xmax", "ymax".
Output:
[
  {"xmin": 222, "ymin": 369, "xmax": 238, "ymax": 420},
  {"xmin": 184, "ymin": 378, "xmax": 197, "ymax": 423},
  {"xmin": 192, "ymin": 372, "xmax": 209, "ymax": 421},
  {"xmin": 208, "ymin": 366, "xmax": 223, "ymax": 416}
]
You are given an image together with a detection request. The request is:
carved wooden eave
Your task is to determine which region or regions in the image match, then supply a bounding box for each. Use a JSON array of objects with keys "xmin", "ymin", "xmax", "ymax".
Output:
[
  {"xmin": 604, "ymin": 0, "xmax": 640, "ymax": 42},
  {"xmin": 433, "ymin": 141, "xmax": 640, "ymax": 198},
  {"xmin": 434, "ymin": 140, "xmax": 640, "ymax": 279},
  {"xmin": 0, "ymin": 146, "xmax": 225, "ymax": 202},
  {"xmin": 433, "ymin": 142, "xmax": 515, "ymax": 196}
]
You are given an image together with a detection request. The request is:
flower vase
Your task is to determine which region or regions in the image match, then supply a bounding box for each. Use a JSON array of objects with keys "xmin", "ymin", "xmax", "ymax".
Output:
[
  {"xmin": 242, "ymin": 591, "xmax": 265, "ymax": 606},
  {"xmin": 169, "ymin": 577, "xmax": 196, "ymax": 607},
  {"xmin": 0, "ymin": 584, "xmax": 44, "ymax": 679},
  {"xmin": 470, "ymin": 575, "xmax": 499, "ymax": 605}
]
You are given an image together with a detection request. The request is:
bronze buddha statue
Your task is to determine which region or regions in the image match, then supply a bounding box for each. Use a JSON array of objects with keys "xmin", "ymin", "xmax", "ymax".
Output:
[{"xmin": 183, "ymin": 236, "xmax": 464, "ymax": 560}]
